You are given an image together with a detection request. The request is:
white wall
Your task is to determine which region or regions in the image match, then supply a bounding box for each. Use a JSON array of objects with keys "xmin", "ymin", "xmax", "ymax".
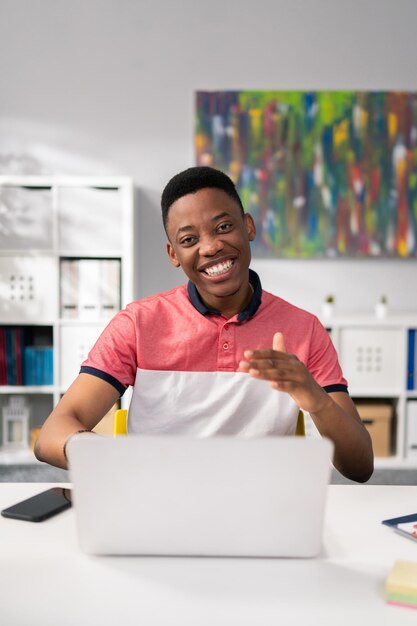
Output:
[{"xmin": 0, "ymin": 0, "xmax": 416, "ymax": 314}]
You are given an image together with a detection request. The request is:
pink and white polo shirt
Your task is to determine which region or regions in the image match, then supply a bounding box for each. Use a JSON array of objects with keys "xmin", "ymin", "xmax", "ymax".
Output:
[{"xmin": 80, "ymin": 271, "xmax": 347, "ymax": 437}]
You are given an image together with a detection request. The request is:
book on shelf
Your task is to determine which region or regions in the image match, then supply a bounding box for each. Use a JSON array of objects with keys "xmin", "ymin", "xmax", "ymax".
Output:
[
  {"xmin": 0, "ymin": 327, "xmax": 53, "ymax": 386},
  {"xmin": 60, "ymin": 259, "xmax": 78, "ymax": 319},
  {"xmin": 23, "ymin": 346, "xmax": 53, "ymax": 385},
  {"xmin": 0, "ymin": 327, "xmax": 25, "ymax": 385},
  {"xmin": 99, "ymin": 259, "xmax": 121, "ymax": 319},
  {"xmin": 407, "ymin": 400, "xmax": 417, "ymax": 458},
  {"xmin": 4, "ymin": 327, "xmax": 15, "ymax": 384},
  {"xmin": 78, "ymin": 259, "xmax": 101, "ymax": 320},
  {"xmin": 60, "ymin": 258, "xmax": 121, "ymax": 320},
  {"xmin": 407, "ymin": 329, "xmax": 416, "ymax": 391},
  {"xmin": 0, "ymin": 328, "xmax": 5, "ymax": 384}
]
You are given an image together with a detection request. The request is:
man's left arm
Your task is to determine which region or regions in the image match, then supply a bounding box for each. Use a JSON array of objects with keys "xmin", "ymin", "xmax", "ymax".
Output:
[
  {"xmin": 307, "ymin": 390, "xmax": 373, "ymax": 483},
  {"xmin": 239, "ymin": 331, "xmax": 374, "ymax": 483}
]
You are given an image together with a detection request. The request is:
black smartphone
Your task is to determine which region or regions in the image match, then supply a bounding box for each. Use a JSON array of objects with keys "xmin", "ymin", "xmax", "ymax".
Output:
[{"xmin": 1, "ymin": 487, "xmax": 72, "ymax": 522}]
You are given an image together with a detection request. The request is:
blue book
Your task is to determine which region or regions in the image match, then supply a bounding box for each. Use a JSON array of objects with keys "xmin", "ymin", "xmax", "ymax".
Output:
[
  {"xmin": 0, "ymin": 327, "xmax": 6, "ymax": 385},
  {"xmin": 23, "ymin": 346, "xmax": 53, "ymax": 385},
  {"xmin": 5, "ymin": 328, "xmax": 14, "ymax": 385},
  {"xmin": 34, "ymin": 346, "xmax": 53, "ymax": 385},
  {"xmin": 407, "ymin": 329, "xmax": 416, "ymax": 391},
  {"xmin": 23, "ymin": 347, "xmax": 35, "ymax": 385},
  {"xmin": 44, "ymin": 347, "xmax": 53, "ymax": 385},
  {"xmin": 34, "ymin": 347, "xmax": 43, "ymax": 385}
]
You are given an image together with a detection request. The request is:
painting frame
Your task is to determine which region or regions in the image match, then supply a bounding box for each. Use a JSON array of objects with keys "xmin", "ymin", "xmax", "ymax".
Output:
[{"xmin": 195, "ymin": 90, "xmax": 417, "ymax": 259}]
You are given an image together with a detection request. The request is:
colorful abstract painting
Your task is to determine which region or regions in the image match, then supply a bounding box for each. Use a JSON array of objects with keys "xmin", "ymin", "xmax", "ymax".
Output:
[{"xmin": 195, "ymin": 91, "xmax": 417, "ymax": 258}]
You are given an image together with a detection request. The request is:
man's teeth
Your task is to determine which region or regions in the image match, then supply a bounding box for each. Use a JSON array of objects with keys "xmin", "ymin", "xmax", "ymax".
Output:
[{"xmin": 205, "ymin": 259, "xmax": 233, "ymax": 277}]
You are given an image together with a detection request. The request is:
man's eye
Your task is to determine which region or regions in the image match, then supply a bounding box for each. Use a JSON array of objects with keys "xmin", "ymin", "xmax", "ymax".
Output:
[
  {"xmin": 218, "ymin": 223, "xmax": 233, "ymax": 232},
  {"xmin": 180, "ymin": 236, "xmax": 197, "ymax": 246}
]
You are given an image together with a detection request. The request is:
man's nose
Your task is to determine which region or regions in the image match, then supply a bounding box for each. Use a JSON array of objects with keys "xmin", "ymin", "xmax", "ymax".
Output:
[{"xmin": 199, "ymin": 234, "xmax": 224, "ymax": 256}]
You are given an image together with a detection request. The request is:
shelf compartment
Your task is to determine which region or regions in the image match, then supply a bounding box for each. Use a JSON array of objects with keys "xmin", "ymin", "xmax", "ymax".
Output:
[
  {"xmin": 58, "ymin": 186, "xmax": 123, "ymax": 252},
  {"xmin": 353, "ymin": 398, "xmax": 397, "ymax": 458},
  {"xmin": 0, "ymin": 325, "xmax": 53, "ymax": 387},
  {"xmin": 0, "ymin": 392, "xmax": 53, "ymax": 452},
  {"xmin": 0, "ymin": 256, "xmax": 58, "ymax": 323},
  {"xmin": 0, "ymin": 186, "xmax": 53, "ymax": 250},
  {"xmin": 59, "ymin": 257, "xmax": 121, "ymax": 321},
  {"xmin": 339, "ymin": 327, "xmax": 405, "ymax": 391}
]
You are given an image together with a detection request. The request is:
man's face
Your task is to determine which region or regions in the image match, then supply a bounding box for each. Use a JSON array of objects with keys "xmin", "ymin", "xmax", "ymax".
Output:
[{"xmin": 165, "ymin": 187, "xmax": 256, "ymax": 311}]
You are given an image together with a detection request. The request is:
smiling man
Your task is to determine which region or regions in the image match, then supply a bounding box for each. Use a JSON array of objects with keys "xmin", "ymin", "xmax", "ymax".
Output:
[
  {"xmin": 35, "ymin": 166, "xmax": 373, "ymax": 482},
  {"xmin": 164, "ymin": 182, "xmax": 256, "ymax": 319}
]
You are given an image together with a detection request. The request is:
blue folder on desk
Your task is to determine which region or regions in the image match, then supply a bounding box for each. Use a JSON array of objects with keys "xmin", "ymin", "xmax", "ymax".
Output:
[{"xmin": 382, "ymin": 512, "xmax": 417, "ymax": 542}]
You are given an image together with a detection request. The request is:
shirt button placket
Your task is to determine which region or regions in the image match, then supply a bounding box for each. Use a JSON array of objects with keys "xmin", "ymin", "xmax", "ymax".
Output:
[{"xmin": 218, "ymin": 322, "xmax": 234, "ymax": 369}]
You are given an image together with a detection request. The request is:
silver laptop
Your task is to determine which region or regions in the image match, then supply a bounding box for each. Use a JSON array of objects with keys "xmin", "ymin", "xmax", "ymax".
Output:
[{"xmin": 67, "ymin": 434, "xmax": 333, "ymax": 557}]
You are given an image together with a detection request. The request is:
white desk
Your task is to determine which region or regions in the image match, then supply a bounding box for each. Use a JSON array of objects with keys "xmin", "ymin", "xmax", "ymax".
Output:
[{"xmin": 1, "ymin": 484, "xmax": 417, "ymax": 626}]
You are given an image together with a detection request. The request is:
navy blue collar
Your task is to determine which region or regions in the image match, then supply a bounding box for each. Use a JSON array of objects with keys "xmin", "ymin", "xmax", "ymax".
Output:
[{"xmin": 187, "ymin": 269, "xmax": 262, "ymax": 322}]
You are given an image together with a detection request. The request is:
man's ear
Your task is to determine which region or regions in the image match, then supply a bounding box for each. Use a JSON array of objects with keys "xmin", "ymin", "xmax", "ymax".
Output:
[
  {"xmin": 166, "ymin": 242, "xmax": 181, "ymax": 268},
  {"xmin": 244, "ymin": 213, "xmax": 256, "ymax": 241}
]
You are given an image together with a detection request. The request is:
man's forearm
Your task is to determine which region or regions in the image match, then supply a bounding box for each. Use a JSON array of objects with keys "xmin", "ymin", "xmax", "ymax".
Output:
[
  {"xmin": 34, "ymin": 412, "xmax": 92, "ymax": 469},
  {"xmin": 310, "ymin": 396, "xmax": 374, "ymax": 483}
]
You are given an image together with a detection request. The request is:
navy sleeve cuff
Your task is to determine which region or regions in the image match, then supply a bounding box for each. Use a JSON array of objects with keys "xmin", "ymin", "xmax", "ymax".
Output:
[
  {"xmin": 79, "ymin": 366, "xmax": 126, "ymax": 396},
  {"xmin": 323, "ymin": 383, "xmax": 349, "ymax": 394}
]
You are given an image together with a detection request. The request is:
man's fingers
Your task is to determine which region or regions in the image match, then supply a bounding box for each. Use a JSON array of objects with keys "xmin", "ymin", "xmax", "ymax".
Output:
[
  {"xmin": 245, "ymin": 359, "xmax": 285, "ymax": 371},
  {"xmin": 273, "ymin": 331, "xmax": 286, "ymax": 353}
]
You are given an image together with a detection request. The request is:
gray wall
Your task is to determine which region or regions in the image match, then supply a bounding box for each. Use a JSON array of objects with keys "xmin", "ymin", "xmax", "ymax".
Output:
[{"xmin": 1, "ymin": 0, "xmax": 416, "ymax": 315}]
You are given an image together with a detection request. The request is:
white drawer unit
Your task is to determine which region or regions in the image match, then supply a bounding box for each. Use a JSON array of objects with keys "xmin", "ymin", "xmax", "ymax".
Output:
[
  {"xmin": 339, "ymin": 327, "xmax": 405, "ymax": 392},
  {"xmin": 0, "ymin": 256, "xmax": 58, "ymax": 323}
]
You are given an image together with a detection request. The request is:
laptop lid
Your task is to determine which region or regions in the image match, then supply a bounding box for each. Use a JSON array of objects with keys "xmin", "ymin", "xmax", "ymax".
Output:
[{"xmin": 67, "ymin": 434, "xmax": 334, "ymax": 557}]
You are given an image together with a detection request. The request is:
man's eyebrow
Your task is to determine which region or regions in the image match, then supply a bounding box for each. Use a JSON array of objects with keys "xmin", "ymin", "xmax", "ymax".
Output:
[
  {"xmin": 211, "ymin": 211, "xmax": 231, "ymax": 221},
  {"xmin": 176, "ymin": 224, "xmax": 194, "ymax": 235},
  {"xmin": 176, "ymin": 212, "xmax": 233, "ymax": 236}
]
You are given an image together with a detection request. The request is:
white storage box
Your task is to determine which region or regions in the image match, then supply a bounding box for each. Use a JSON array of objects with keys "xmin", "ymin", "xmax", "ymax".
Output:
[
  {"xmin": 0, "ymin": 256, "xmax": 58, "ymax": 323},
  {"xmin": 339, "ymin": 328, "xmax": 404, "ymax": 392}
]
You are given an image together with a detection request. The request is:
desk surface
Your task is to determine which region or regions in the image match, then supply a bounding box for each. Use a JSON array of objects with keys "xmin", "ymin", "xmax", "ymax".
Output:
[{"xmin": 1, "ymin": 483, "xmax": 417, "ymax": 626}]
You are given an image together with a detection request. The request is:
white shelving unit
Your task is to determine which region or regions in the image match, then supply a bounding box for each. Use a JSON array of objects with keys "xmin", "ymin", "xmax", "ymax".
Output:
[
  {"xmin": 0, "ymin": 176, "xmax": 135, "ymax": 465},
  {"xmin": 318, "ymin": 314, "xmax": 417, "ymax": 469}
]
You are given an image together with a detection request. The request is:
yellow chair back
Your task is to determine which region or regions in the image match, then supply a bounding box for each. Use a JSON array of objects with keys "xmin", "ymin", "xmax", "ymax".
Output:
[
  {"xmin": 295, "ymin": 410, "xmax": 306, "ymax": 436},
  {"xmin": 114, "ymin": 409, "xmax": 128, "ymax": 435}
]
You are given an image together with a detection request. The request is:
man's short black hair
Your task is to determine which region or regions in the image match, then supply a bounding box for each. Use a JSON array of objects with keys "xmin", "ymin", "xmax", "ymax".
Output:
[{"xmin": 161, "ymin": 166, "xmax": 244, "ymax": 231}]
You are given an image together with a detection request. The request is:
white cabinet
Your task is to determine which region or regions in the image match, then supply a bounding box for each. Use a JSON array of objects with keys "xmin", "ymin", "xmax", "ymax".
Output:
[
  {"xmin": 0, "ymin": 176, "xmax": 134, "ymax": 464},
  {"xmin": 321, "ymin": 315, "xmax": 417, "ymax": 468}
]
